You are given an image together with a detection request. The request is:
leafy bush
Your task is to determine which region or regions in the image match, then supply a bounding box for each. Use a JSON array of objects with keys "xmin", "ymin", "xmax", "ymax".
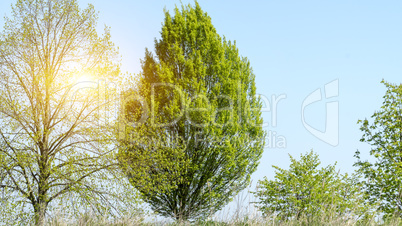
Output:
[{"xmin": 254, "ymin": 151, "xmax": 373, "ymax": 223}]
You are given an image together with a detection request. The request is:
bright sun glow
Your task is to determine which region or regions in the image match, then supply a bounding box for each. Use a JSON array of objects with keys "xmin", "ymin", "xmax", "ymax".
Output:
[
  {"xmin": 71, "ymin": 73, "xmax": 97, "ymax": 92},
  {"xmin": 76, "ymin": 74, "xmax": 93, "ymax": 83}
]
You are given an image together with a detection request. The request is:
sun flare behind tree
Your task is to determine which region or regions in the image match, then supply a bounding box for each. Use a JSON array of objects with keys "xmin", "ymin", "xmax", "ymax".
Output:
[{"xmin": 0, "ymin": 0, "xmax": 136, "ymax": 224}]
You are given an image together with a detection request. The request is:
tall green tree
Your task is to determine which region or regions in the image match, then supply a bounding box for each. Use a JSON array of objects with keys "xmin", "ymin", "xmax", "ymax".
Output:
[
  {"xmin": 0, "ymin": 0, "xmax": 137, "ymax": 224},
  {"xmin": 255, "ymin": 151, "xmax": 369, "ymax": 223},
  {"xmin": 355, "ymin": 80, "xmax": 402, "ymax": 217},
  {"xmin": 119, "ymin": 2, "xmax": 265, "ymax": 221}
]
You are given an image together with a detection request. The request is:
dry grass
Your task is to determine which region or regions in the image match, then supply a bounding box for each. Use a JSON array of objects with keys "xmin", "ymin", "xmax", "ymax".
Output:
[{"xmin": 5, "ymin": 183, "xmax": 402, "ymax": 225}]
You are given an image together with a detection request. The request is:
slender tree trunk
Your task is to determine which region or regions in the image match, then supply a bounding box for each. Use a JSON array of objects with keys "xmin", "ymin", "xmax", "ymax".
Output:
[
  {"xmin": 35, "ymin": 153, "xmax": 49, "ymax": 226},
  {"xmin": 34, "ymin": 200, "xmax": 47, "ymax": 226}
]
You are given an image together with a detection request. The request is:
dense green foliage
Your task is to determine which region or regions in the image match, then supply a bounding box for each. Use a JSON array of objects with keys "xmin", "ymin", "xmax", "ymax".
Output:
[
  {"xmin": 255, "ymin": 151, "xmax": 369, "ymax": 223},
  {"xmin": 119, "ymin": 2, "xmax": 265, "ymax": 221},
  {"xmin": 355, "ymin": 80, "xmax": 402, "ymax": 217}
]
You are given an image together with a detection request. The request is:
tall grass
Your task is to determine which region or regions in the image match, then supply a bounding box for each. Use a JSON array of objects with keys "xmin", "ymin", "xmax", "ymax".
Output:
[
  {"xmin": 14, "ymin": 200, "xmax": 397, "ymax": 226},
  {"xmin": 41, "ymin": 212, "xmax": 402, "ymax": 226}
]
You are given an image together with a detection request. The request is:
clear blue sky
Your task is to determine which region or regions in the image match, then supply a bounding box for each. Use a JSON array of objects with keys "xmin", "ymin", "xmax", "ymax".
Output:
[{"xmin": 1, "ymin": 0, "xmax": 401, "ymax": 186}]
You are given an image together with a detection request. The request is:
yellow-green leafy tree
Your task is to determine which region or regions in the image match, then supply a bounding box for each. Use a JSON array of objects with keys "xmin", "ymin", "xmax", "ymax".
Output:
[
  {"xmin": 255, "ymin": 151, "xmax": 371, "ymax": 223},
  {"xmin": 355, "ymin": 81, "xmax": 402, "ymax": 218},
  {"xmin": 119, "ymin": 2, "xmax": 265, "ymax": 221},
  {"xmin": 0, "ymin": 0, "xmax": 139, "ymax": 224}
]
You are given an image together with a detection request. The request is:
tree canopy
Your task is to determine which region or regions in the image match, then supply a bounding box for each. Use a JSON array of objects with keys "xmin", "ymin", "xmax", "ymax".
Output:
[
  {"xmin": 119, "ymin": 2, "xmax": 265, "ymax": 221},
  {"xmin": 355, "ymin": 80, "xmax": 402, "ymax": 217},
  {"xmin": 0, "ymin": 0, "xmax": 138, "ymax": 224},
  {"xmin": 255, "ymin": 151, "xmax": 369, "ymax": 223}
]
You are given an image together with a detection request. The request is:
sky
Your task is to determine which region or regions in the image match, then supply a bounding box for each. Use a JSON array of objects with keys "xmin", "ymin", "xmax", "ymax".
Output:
[{"xmin": 0, "ymin": 0, "xmax": 401, "ymax": 208}]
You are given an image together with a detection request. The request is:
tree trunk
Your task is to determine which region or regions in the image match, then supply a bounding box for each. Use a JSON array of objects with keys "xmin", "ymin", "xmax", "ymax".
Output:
[
  {"xmin": 34, "ymin": 200, "xmax": 47, "ymax": 226},
  {"xmin": 35, "ymin": 158, "xmax": 49, "ymax": 226}
]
